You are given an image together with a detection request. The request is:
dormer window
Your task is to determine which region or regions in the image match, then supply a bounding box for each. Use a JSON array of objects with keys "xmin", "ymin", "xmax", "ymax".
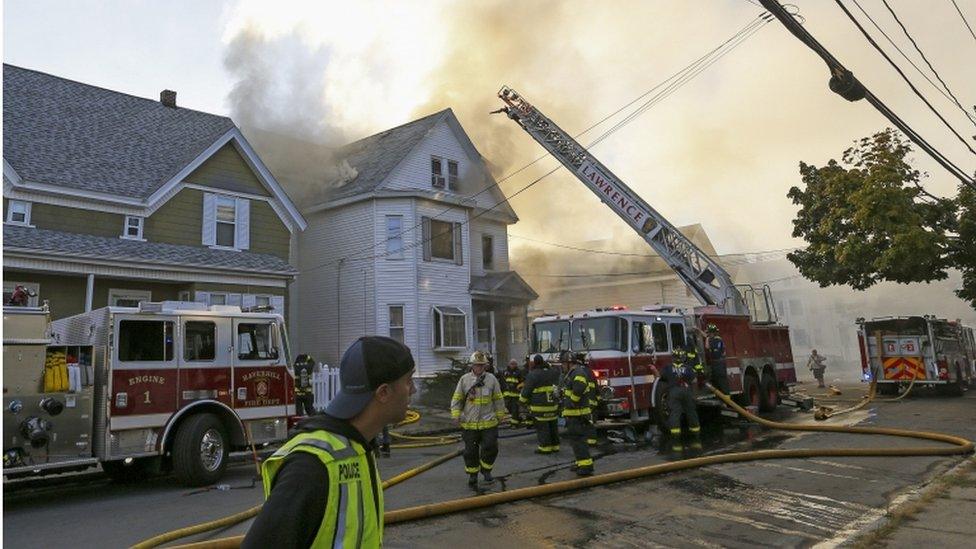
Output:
[
  {"xmin": 122, "ymin": 216, "xmax": 144, "ymax": 240},
  {"xmin": 431, "ymin": 157, "xmax": 445, "ymax": 189},
  {"xmin": 6, "ymin": 200, "xmax": 32, "ymax": 226}
]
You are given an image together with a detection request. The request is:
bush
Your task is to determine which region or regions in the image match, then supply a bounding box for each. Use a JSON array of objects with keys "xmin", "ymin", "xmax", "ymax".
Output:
[{"xmin": 415, "ymin": 358, "xmax": 468, "ymax": 409}]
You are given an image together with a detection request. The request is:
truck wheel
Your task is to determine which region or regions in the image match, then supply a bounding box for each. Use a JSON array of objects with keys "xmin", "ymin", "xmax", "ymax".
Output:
[
  {"xmin": 102, "ymin": 457, "xmax": 160, "ymax": 483},
  {"xmin": 742, "ymin": 373, "xmax": 760, "ymax": 410},
  {"xmin": 944, "ymin": 365, "xmax": 965, "ymax": 397},
  {"xmin": 653, "ymin": 381, "xmax": 671, "ymax": 434},
  {"xmin": 759, "ymin": 371, "xmax": 778, "ymax": 413},
  {"xmin": 172, "ymin": 413, "xmax": 228, "ymax": 486}
]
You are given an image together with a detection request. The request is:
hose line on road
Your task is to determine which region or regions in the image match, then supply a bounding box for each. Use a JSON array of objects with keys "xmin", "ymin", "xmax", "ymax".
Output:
[
  {"xmin": 163, "ymin": 387, "xmax": 974, "ymax": 549},
  {"xmin": 813, "ymin": 372, "xmax": 919, "ymax": 420}
]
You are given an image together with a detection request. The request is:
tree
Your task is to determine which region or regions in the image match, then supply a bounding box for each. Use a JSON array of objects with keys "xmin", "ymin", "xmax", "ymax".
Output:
[{"xmin": 786, "ymin": 128, "xmax": 974, "ymax": 309}]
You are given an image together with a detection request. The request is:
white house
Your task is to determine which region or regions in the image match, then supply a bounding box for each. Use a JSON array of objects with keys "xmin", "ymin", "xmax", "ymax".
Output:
[{"xmin": 286, "ymin": 109, "xmax": 537, "ymax": 375}]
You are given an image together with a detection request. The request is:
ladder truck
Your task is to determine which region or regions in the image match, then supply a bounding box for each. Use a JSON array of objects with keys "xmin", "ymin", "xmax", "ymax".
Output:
[{"xmin": 495, "ymin": 87, "xmax": 797, "ymax": 428}]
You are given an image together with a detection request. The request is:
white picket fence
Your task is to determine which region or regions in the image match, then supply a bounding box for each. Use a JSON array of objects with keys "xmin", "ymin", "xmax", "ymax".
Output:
[{"xmin": 311, "ymin": 366, "xmax": 341, "ymax": 411}]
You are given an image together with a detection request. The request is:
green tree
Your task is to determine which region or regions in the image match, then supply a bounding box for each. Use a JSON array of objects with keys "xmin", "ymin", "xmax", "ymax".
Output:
[{"xmin": 786, "ymin": 128, "xmax": 974, "ymax": 309}]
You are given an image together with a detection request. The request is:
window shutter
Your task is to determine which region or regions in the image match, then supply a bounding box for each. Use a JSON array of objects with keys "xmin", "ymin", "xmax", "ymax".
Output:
[
  {"xmin": 421, "ymin": 217, "xmax": 432, "ymax": 262},
  {"xmin": 235, "ymin": 198, "xmax": 250, "ymax": 250},
  {"xmin": 270, "ymin": 295, "xmax": 285, "ymax": 314},
  {"xmin": 242, "ymin": 294, "xmax": 257, "ymax": 309},
  {"xmin": 454, "ymin": 223, "xmax": 463, "ymax": 266},
  {"xmin": 202, "ymin": 193, "xmax": 217, "ymax": 246},
  {"xmin": 194, "ymin": 291, "xmax": 210, "ymax": 304}
]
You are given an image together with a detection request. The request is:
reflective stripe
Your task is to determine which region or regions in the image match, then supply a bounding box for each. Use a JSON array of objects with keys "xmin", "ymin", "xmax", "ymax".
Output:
[
  {"xmin": 452, "ymin": 392, "xmax": 464, "ymax": 401},
  {"xmin": 293, "ymin": 439, "xmax": 359, "ymax": 461},
  {"xmin": 333, "ymin": 480, "xmax": 348, "ymax": 548},
  {"xmin": 492, "ymin": 392, "xmax": 504, "ymax": 400},
  {"xmin": 576, "ymin": 458, "xmax": 593, "ymax": 467},
  {"xmin": 530, "ymin": 404, "xmax": 558, "ymax": 412},
  {"xmin": 573, "ymin": 375, "xmax": 587, "ymax": 383},
  {"xmin": 460, "ymin": 419, "xmax": 499, "ymax": 430},
  {"xmin": 689, "ymin": 426, "xmax": 701, "ymax": 433},
  {"xmin": 465, "ymin": 465, "xmax": 480, "ymax": 474},
  {"xmin": 562, "ymin": 407, "xmax": 591, "ymax": 416},
  {"xmin": 533, "ymin": 386, "xmax": 555, "ymax": 393},
  {"xmin": 669, "ymin": 428, "xmax": 681, "ymax": 435},
  {"xmin": 469, "ymin": 396, "xmax": 492, "ymax": 405},
  {"xmin": 480, "ymin": 460, "xmax": 494, "ymax": 471},
  {"xmin": 503, "ymin": 391, "xmax": 520, "ymax": 397},
  {"xmin": 567, "ymin": 392, "xmax": 581, "ymax": 402}
]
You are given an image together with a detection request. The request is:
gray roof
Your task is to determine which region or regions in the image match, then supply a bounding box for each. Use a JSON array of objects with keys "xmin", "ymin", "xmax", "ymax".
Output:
[
  {"xmin": 3, "ymin": 225, "xmax": 297, "ymax": 276},
  {"xmin": 326, "ymin": 109, "xmax": 447, "ymax": 202},
  {"xmin": 3, "ymin": 64, "xmax": 236, "ymax": 199},
  {"xmin": 470, "ymin": 271, "xmax": 538, "ymax": 302}
]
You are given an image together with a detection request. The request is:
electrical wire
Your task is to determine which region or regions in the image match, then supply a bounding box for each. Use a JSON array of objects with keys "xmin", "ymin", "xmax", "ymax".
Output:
[
  {"xmin": 300, "ymin": 14, "xmax": 774, "ymax": 276},
  {"xmin": 834, "ymin": 0, "xmax": 976, "ymax": 155},
  {"xmin": 850, "ymin": 0, "xmax": 976, "ymax": 126},
  {"xmin": 950, "ymin": 0, "xmax": 976, "ymax": 43}
]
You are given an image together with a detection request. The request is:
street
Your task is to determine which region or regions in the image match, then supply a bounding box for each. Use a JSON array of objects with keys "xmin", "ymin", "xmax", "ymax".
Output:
[{"xmin": 3, "ymin": 383, "xmax": 974, "ymax": 548}]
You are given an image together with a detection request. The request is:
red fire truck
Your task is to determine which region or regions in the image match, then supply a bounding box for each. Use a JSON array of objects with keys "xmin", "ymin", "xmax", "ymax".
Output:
[
  {"xmin": 3, "ymin": 301, "xmax": 295, "ymax": 486},
  {"xmin": 857, "ymin": 316, "xmax": 974, "ymax": 396},
  {"xmin": 498, "ymin": 87, "xmax": 797, "ymax": 428}
]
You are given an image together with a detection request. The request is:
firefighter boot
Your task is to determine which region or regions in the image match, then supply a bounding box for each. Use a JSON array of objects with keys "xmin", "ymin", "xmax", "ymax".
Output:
[
  {"xmin": 482, "ymin": 470, "xmax": 493, "ymax": 482},
  {"xmin": 468, "ymin": 473, "xmax": 478, "ymax": 486}
]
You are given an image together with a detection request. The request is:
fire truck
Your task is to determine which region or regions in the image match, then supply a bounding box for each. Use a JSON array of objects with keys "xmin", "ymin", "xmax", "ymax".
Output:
[
  {"xmin": 3, "ymin": 301, "xmax": 295, "ymax": 486},
  {"xmin": 857, "ymin": 316, "xmax": 974, "ymax": 396},
  {"xmin": 497, "ymin": 87, "xmax": 797, "ymax": 427}
]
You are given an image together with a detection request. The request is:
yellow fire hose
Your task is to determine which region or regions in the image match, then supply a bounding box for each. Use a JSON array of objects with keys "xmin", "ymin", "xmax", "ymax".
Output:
[
  {"xmin": 170, "ymin": 382, "xmax": 972, "ymax": 549},
  {"xmin": 814, "ymin": 372, "xmax": 919, "ymax": 420}
]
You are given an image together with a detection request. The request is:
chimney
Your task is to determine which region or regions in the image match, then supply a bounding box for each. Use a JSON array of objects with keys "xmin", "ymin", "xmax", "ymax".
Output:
[{"xmin": 160, "ymin": 90, "xmax": 177, "ymax": 108}]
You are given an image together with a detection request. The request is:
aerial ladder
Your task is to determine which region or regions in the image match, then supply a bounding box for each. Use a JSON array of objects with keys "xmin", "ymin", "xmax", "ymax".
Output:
[{"xmin": 494, "ymin": 86, "xmax": 776, "ymax": 321}]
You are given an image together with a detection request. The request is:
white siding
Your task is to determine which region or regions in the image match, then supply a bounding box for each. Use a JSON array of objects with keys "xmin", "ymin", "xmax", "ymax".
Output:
[
  {"xmin": 373, "ymin": 198, "xmax": 420, "ymax": 364},
  {"xmin": 296, "ymin": 201, "xmax": 377, "ymax": 366},
  {"xmin": 469, "ymin": 219, "xmax": 510, "ymax": 276}
]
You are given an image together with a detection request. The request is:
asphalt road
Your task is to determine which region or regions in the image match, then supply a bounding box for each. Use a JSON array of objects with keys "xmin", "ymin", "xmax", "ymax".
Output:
[{"xmin": 4, "ymin": 384, "xmax": 974, "ymax": 548}]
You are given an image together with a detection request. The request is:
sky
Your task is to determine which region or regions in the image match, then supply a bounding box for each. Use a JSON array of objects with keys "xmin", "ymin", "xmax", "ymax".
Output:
[{"xmin": 4, "ymin": 0, "xmax": 975, "ymax": 259}]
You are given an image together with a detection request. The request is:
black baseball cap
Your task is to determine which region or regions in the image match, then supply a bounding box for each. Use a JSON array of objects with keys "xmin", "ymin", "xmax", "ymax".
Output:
[{"xmin": 326, "ymin": 336, "xmax": 415, "ymax": 419}]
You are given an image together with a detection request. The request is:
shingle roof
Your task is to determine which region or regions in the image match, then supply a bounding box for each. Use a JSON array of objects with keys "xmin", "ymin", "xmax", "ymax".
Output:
[
  {"xmin": 3, "ymin": 64, "xmax": 236, "ymax": 199},
  {"xmin": 3, "ymin": 225, "xmax": 297, "ymax": 276},
  {"xmin": 470, "ymin": 271, "xmax": 538, "ymax": 302}
]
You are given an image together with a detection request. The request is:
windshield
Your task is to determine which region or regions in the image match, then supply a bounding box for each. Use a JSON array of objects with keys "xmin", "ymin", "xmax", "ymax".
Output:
[
  {"xmin": 572, "ymin": 317, "xmax": 626, "ymax": 352},
  {"xmin": 532, "ymin": 321, "xmax": 570, "ymax": 353}
]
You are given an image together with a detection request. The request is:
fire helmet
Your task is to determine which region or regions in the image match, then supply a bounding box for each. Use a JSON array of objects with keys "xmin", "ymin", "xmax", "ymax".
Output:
[
  {"xmin": 469, "ymin": 351, "xmax": 490, "ymax": 366},
  {"xmin": 672, "ymin": 348, "xmax": 688, "ymax": 362},
  {"xmin": 706, "ymin": 323, "xmax": 719, "ymax": 334}
]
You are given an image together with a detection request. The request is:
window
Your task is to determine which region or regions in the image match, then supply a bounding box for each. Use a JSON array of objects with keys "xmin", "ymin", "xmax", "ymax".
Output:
[
  {"xmin": 386, "ymin": 215, "xmax": 404, "ymax": 259},
  {"xmin": 669, "ymin": 323, "xmax": 687, "ymax": 350},
  {"xmin": 108, "ymin": 289, "xmax": 152, "ymax": 308},
  {"xmin": 184, "ymin": 321, "xmax": 216, "ymax": 361},
  {"xmin": 237, "ymin": 323, "xmax": 279, "ymax": 360},
  {"xmin": 432, "ymin": 306, "xmax": 466, "ymax": 349},
  {"xmin": 255, "ymin": 295, "xmax": 271, "ymax": 308},
  {"xmin": 431, "ymin": 157, "xmax": 445, "ymax": 188},
  {"xmin": 651, "ymin": 322, "xmax": 669, "ymax": 353},
  {"xmin": 532, "ymin": 321, "xmax": 570, "ymax": 353},
  {"xmin": 6, "ymin": 200, "xmax": 31, "ymax": 226},
  {"xmin": 122, "ymin": 216, "xmax": 144, "ymax": 240},
  {"xmin": 476, "ymin": 311, "xmax": 492, "ymax": 344},
  {"xmin": 447, "ymin": 160, "xmax": 459, "ymax": 190},
  {"xmin": 389, "ymin": 305, "xmax": 405, "ymax": 343},
  {"xmin": 209, "ymin": 293, "xmax": 227, "ymax": 306},
  {"xmin": 216, "ymin": 196, "xmax": 236, "ymax": 247},
  {"xmin": 482, "ymin": 235, "xmax": 494, "ymax": 270},
  {"xmin": 422, "ymin": 217, "xmax": 461, "ymax": 264},
  {"xmin": 118, "ymin": 320, "xmax": 174, "ymax": 362},
  {"xmin": 3, "ymin": 281, "xmax": 39, "ymax": 307},
  {"xmin": 571, "ymin": 317, "xmax": 627, "ymax": 351}
]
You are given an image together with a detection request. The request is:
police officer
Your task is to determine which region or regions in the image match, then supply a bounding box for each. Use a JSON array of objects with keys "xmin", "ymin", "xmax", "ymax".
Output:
[
  {"xmin": 662, "ymin": 347, "xmax": 700, "ymax": 439},
  {"xmin": 521, "ymin": 354, "xmax": 561, "ymax": 454},
  {"xmin": 500, "ymin": 359, "xmax": 525, "ymax": 427},
  {"xmin": 705, "ymin": 324, "xmax": 730, "ymax": 393},
  {"xmin": 293, "ymin": 354, "xmax": 317, "ymax": 416},
  {"xmin": 559, "ymin": 351, "xmax": 594, "ymax": 476},
  {"xmin": 244, "ymin": 336, "xmax": 416, "ymax": 548},
  {"xmin": 451, "ymin": 351, "xmax": 506, "ymax": 485}
]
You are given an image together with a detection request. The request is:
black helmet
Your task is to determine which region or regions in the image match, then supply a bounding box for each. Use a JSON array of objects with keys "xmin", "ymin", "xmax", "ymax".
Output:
[
  {"xmin": 532, "ymin": 354, "xmax": 546, "ymax": 368},
  {"xmin": 294, "ymin": 354, "xmax": 315, "ymax": 366},
  {"xmin": 558, "ymin": 350, "xmax": 574, "ymax": 364}
]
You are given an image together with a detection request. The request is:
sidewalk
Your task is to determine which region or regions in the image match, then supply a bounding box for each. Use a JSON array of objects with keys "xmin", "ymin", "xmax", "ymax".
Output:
[{"xmin": 853, "ymin": 458, "xmax": 976, "ymax": 548}]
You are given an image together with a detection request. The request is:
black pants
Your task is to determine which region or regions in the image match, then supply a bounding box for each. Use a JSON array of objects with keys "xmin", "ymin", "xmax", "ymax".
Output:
[
  {"xmin": 564, "ymin": 416, "xmax": 594, "ymax": 469},
  {"xmin": 461, "ymin": 427, "xmax": 499, "ymax": 474},
  {"xmin": 668, "ymin": 387, "xmax": 700, "ymax": 433},
  {"xmin": 295, "ymin": 393, "xmax": 315, "ymax": 416},
  {"xmin": 710, "ymin": 361, "xmax": 730, "ymax": 394},
  {"xmin": 504, "ymin": 396, "xmax": 522, "ymax": 424},
  {"xmin": 533, "ymin": 417, "xmax": 560, "ymax": 452}
]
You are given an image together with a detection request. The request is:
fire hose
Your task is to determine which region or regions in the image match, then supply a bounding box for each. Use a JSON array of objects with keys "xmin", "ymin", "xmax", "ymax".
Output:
[
  {"xmin": 814, "ymin": 371, "xmax": 919, "ymax": 420},
  {"xmin": 169, "ymin": 382, "xmax": 972, "ymax": 549}
]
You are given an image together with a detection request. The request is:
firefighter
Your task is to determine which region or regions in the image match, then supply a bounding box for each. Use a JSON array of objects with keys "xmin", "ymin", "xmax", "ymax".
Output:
[
  {"xmin": 243, "ymin": 336, "xmax": 415, "ymax": 548},
  {"xmin": 500, "ymin": 359, "xmax": 525, "ymax": 427},
  {"xmin": 705, "ymin": 324, "xmax": 730, "ymax": 394},
  {"xmin": 293, "ymin": 354, "xmax": 317, "ymax": 416},
  {"xmin": 686, "ymin": 344, "xmax": 706, "ymax": 387},
  {"xmin": 521, "ymin": 354, "xmax": 561, "ymax": 454},
  {"xmin": 559, "ymin": 351, "xmax": 594, "ymax": 476},
  {"xmin": 662, "ymin": 347, "xmax": 700, "ymax": 439},
  {"xmin": 451, "ymin": 351, "xmax": 506, "ymax": 486}
]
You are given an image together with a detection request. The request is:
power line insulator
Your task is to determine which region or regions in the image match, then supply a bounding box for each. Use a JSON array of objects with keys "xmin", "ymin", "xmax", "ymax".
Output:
[{"xmin": 828, "ymin": 69, "xmax": 866, "ymax": 102}]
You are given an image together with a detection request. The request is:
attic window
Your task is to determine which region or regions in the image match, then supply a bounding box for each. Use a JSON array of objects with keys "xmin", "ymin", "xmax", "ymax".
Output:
[
  {"xmin": 6, "ymin": 200, "xmax": 32, "ymax": 226},
  {"xmin": 431, "ymin": 157, "xmax": 445, "ymax": 189},
  {"xmin": 447, "ymin": 160, "xmax": 458, "ymax": 190},
  {"xmin": 122, "ymin": 216, "xmax": 144, "ymax": 240}
]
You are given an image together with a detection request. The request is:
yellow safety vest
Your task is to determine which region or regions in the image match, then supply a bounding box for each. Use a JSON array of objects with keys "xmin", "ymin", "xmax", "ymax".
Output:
[{"xmin": 262, "ymin": 430, "xmax": 383, "ymax": 548}]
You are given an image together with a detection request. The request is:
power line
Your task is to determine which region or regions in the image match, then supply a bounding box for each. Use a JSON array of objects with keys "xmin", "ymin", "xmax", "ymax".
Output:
[
  {"xmin": 833, "ymin": 0, "xmax": 976, "ymax": 155},
  {"xmin": 950, "ymin": 0, "xmax": 976, "ymax": 43},
  {"xmin": 300, "ymin": 14, "xmax": 773, "ymax": 276},
  {"xmin": 850, "ymin": 0, "xmax": 976, "ymax": 126},
  {"xmin": 878, "ymin": 0, "xmax": 976, "ymax": 128}
]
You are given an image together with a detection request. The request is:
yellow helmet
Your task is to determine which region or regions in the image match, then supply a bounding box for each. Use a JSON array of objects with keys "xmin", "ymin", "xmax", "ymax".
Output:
[{"xmin": 469, "ymin": 351, "xmax": 490, "ymax": 365}]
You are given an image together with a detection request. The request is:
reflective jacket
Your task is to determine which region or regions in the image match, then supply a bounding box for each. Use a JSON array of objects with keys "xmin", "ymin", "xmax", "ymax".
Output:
[
  {"xmin": 561, "ymin": 365, "xmax": 592, "ymax": 417},
  {"xmin": 500, "ymin": 367, "xmax": 525, "ymax": 398},
  {"xmin": 661, "ymin": 362, "xmax": 696, "ymax": 390},
  {"xmin": 294, "ymin": 362, "xmax": 315, "ymax": 395},
  {"xmin": 451, "ymin": 372, "xmax": 506, "ymax": 430},
  {"xmin": 686, "ymin": 349, "xmax": 705, "ymax": 374},
  {"xmin": 261, "ymin": 430, "xmax": 383, "ymax": 548},
  {"xmin": 520, "ymin": 366, "xmax": 561, "ymax": 420},
  {"xmin": 706, "ymin": 336, "xmax": 726, "ymax": 362}
]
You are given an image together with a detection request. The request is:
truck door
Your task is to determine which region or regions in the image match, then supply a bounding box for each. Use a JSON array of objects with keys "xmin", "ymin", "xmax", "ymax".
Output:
[
  {"xmin": 110, "ymin": 315, "xmax": 179, "ymax": 431},
  {"xmin": 178, "ymin": 316, "xmax": 233, "ymax": 406},
  {"xmin": 232, "ymin": 317, "xmax": 288, "ymax": 417}
]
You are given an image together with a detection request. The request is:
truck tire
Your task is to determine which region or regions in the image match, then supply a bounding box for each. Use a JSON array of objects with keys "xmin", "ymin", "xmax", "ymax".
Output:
[
  {"xmin": 741, "ymin": 373, "xmax": 760, "ymax": 410},
  {"xmin": 172, "ymin": 413, "xmax": 228, "ymax": 487},
  {"xmin": 759, "ymin": 371, "xmax": 778, "ymax": 413},
  {"xmin": 943, "ymin": 365, "xmax": 965, "ymax": 397},
  {"xmin": 102, "ymin": 457, "xmax": 161, "ymax": 483}
]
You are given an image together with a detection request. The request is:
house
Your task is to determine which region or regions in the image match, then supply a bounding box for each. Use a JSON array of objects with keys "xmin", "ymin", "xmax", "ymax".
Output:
[
  {"xmin": 2, "ymin": 65, "xmax": 306, "ymax": 320},
  {"xmin": 279, "ymin": 109, "xmax": 537, "ymax": 374}
]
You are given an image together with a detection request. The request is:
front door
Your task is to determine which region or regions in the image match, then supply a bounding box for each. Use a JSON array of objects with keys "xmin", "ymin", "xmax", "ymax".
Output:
[{"xmin": 475, "ymin": 309, "xmax": 496, "ymax": 359}]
